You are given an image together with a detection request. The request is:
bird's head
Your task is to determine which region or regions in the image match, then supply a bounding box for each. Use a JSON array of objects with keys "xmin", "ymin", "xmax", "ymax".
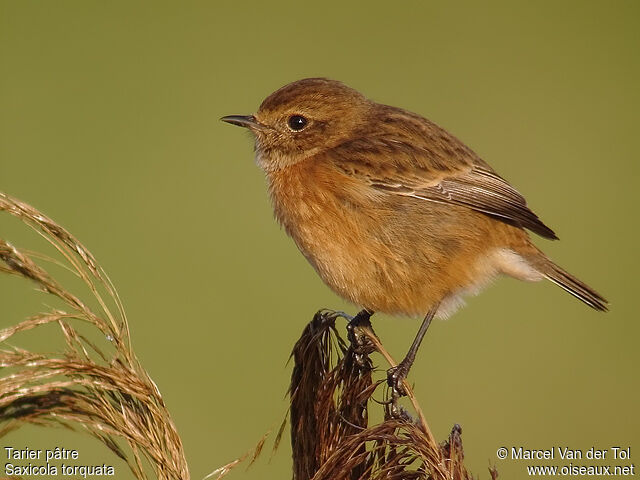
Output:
[{"xmin": 222, "ymin": 78, "xmax": 373, "ymax": 171}]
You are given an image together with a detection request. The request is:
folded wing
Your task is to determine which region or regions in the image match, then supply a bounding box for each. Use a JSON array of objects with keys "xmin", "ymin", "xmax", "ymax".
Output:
[{"xmin": 330, "ymin": 117, "xmax": 558, "ymax": 240}]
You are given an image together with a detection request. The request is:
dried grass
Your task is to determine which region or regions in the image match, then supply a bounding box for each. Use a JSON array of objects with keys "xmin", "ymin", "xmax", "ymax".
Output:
[
  {"xmin": 288, "ymin": 311, "xmax": 479, "ymax": 480},
  {"xmin": 0, "ymin": 193, "xmax": 189, "ymax": 480}
]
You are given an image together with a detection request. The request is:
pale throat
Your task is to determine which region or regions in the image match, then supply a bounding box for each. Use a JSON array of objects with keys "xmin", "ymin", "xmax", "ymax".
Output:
[{"xmin": 254, "ymin": 143, "xmax": 323, "ymax": 173}]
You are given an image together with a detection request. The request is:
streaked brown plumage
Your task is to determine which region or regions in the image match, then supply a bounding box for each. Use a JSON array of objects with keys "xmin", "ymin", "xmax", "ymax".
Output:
[{"xmin": 222, "ymin": 78, "xmax": 607, "ymax": 320}]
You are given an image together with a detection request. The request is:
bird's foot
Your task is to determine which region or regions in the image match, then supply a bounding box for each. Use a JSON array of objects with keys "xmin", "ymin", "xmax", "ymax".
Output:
[{"xmin": 313, "ymin": 309, "xmax": 353, "ymax": 326}]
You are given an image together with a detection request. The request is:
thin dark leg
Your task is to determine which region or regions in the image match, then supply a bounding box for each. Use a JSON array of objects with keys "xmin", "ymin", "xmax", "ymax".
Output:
[{"xmin": 387, "ymin": 305, "xmax": 438, "ymax": 396}]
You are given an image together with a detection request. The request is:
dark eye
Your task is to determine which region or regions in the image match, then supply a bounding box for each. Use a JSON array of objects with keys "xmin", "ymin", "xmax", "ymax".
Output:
[{"xmin": 287, "ymin": 115, "xmax": 308, "ymax": 131}]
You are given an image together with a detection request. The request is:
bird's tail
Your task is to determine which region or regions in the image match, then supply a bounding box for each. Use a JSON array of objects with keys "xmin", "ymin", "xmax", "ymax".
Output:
[{"xmin": 525, "ymin": 252, "xmax": 608, "ymax": 312}]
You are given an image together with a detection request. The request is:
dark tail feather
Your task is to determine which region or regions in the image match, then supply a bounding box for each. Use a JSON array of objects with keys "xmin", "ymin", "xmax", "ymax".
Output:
[{"xmin": 538, "ymin": 260, "xmax": 608, "ymax": 312}]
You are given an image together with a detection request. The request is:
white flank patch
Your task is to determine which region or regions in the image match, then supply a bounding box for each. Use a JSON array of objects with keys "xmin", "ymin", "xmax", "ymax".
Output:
[{"xmin": 436, "ymin": 248, "xmax": 542, "ymax": 319}]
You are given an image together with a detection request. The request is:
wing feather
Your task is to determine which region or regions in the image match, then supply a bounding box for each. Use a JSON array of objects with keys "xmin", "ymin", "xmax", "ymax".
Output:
[{"xmin": 329, "ymin": 109, "xmax": 558, "ymax": 240}]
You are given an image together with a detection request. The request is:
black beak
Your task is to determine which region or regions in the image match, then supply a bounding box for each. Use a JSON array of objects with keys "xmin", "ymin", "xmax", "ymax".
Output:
[{"xmin": 220, "ymin": 115, "xmax": 259, "ymax": 129}]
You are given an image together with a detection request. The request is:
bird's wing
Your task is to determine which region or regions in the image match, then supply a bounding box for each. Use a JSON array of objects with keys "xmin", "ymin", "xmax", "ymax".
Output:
[{"xmin": 330, "ymin": 129, "xmax": 557, "ymax": 240}]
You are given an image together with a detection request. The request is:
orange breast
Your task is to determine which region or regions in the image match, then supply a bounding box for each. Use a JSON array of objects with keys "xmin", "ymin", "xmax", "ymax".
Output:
[{"xmin": 265, "ymin": 159, "xmax": 525, "ymax": 316}]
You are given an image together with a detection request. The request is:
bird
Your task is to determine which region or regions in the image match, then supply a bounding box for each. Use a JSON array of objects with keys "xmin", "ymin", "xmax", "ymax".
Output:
[{"xmin": 221, "ymin": 77, "xmax": 608, "ymax": 393}]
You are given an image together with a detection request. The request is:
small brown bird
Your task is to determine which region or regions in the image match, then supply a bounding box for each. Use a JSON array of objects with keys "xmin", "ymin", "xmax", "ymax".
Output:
[{"xmin": 222, "ymin": 78, "xmax": 607, "ymax": 392}]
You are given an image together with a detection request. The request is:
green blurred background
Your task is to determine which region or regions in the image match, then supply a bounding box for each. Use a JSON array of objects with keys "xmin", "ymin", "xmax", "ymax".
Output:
[{"xmin": 1, "ymin": 1, "xmax": 638, "ymax": 478}]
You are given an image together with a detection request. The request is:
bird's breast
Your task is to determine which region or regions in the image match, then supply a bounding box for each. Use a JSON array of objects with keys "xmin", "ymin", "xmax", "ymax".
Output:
[
  {"xmin": 264, "ymin": 159, "xmax": 445, "ymax": 314},
  {"xmin": 267, "ymin": 160, "xmax": 374, "ymax": 273},
  {"xmin": 267, "ymin": 160, "xmax": 386, "ymax": 291}
]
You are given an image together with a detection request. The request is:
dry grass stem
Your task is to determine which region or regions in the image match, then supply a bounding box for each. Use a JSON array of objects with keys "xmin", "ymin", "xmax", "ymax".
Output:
[
  {"xmin": 288, "ymin": 310, "xmax": 479, "ymax": 480},
  {"xmin": 0, "ymin": 193, "xmax": 189, "ymax": 480}
]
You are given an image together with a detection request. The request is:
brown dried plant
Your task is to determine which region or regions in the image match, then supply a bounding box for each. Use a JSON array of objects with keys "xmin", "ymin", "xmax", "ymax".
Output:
[
  {"xmin": 0, "ymin": 193, "xmax": 189, "ymax": 480},
  {"xmin": 288, "ymin": 310, "xmax": 482, "ymax": 480}
]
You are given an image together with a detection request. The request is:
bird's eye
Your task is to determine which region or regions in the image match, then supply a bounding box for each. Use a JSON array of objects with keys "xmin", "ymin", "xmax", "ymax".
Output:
[{"xmin": 287, "ymin": 115, "xmax": 308, "ymax": 131}]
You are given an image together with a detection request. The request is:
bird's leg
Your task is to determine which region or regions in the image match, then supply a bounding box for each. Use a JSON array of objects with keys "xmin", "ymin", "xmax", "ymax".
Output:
[{"xmin": 387, "ymin": 305, "xmax": 438, "ymax": 397}]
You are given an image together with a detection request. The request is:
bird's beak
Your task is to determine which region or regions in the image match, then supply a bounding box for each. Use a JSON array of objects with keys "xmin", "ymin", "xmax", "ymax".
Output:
[{"xmin": 220, "ymin": 115, "xmax": 261, "ymax": 129}]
